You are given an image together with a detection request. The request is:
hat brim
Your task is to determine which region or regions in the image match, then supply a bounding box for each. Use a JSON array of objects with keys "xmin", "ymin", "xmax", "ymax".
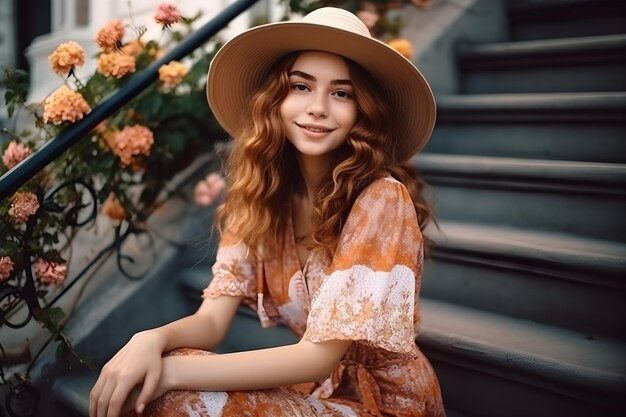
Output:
[{"xmin": 207, "ymin": 21, "xmax": 436, "ymax": 161}]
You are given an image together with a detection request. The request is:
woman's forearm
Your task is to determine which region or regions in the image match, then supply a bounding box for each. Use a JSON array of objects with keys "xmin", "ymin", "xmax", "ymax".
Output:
[
  {"xmin": 162, "ymin": 339, "xmax": 351, "ymax": 392},
  {"xmin": 150, "ymin": 294, "xmax": 243, "ymax": 352}
]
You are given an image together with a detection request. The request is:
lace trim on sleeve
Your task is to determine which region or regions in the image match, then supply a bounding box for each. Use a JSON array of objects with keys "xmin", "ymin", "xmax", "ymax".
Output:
[{"xmin": 303, "ymin": 264, "xmax": 416, "ymax": 354}]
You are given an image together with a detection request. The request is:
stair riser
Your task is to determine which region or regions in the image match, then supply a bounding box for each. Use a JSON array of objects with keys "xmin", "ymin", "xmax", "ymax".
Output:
[
  {"xmin": 424, "ymin": 185, "xmax": 626, "ymax": 243},
  {"xmin": 421, "ymin": 357, "xmax": 622, "ymax": 417},
  {"xmin": 426, "ymin": 123, "xmax": 626, "ymax": 163},
  {"xmin": 461, "ymin": 64, "xmax": 626, "ymax": 94},
  {"xmin": 512, "ymin": 17, "xmax": 626, "ymax": 42},
  {"xmin": 422, "ymin": 258, "xmax": 626, "ymax": 338},
  {"xmin": 509, "ymin": 1, "xmax": 626, "ymax": 42}
]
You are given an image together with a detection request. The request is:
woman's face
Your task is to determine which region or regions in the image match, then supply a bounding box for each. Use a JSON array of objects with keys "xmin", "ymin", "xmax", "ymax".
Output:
[{"xmin": 280, "ymin": 51, "xmax": 358, "ymax": 159}]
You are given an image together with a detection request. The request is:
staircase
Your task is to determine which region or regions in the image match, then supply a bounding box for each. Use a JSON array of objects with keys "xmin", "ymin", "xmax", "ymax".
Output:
[
  {"xmin": 415, "ymin": 0, "xmax": 626, "ymax": 416},
  {"xmin": 44, "ymin": 1, "xmax": 625, "ymax": 416}
]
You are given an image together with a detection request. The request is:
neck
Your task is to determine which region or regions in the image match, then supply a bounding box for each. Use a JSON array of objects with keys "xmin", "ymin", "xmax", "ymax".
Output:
[{"xmin": 295, "ymin": 153, "xmax": 334, "ymax": 201}]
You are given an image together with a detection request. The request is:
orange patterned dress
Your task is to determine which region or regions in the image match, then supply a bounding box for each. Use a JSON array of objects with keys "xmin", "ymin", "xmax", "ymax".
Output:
[{"xmin": 144, "ymin": 177, "xmax": 446, "ymax": 417}]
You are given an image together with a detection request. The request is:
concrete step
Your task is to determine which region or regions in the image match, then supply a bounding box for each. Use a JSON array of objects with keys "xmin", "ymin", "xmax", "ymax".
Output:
[
  {"xmin": 419, "ymin": 298, "xmax": 626, "ymax": 417},
  {"xmin": 422, "ymin": 221, "xmax": 626, "ymax": 338},
  {"xmin": 414, "ymin": 154, "xmax": 626, "ymax": 243},
  {"xmin": 508, "ymin": 0, "xmax": 626, "ymax": 41},
  {"xmin": 61, "ymin": 269, "xmax": 626, "ymax": 417},
  {"xmin": 425, "ymin": 92, "xmax": 626, "ymax": 163},
  {"xmin": 456, "ymin": 34, "xmax": 626, "ymax": 93}
]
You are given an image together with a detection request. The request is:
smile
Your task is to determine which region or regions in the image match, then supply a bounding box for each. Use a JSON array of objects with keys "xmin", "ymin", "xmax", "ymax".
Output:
[{"xmin": 296, "ymin": 123, "xmax": 333, "ymax": 133}]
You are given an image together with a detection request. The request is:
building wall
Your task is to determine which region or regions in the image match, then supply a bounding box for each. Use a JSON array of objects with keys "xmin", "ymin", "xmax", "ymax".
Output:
[{"xmin": 24, "ymin": 0, "xmax": 283, "ymax": 101}]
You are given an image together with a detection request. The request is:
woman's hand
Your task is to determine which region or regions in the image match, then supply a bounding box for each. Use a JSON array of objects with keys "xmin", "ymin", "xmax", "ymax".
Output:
[{"xmin": 89, "ymin": 330, "xmax": 168, "ymax": 417}]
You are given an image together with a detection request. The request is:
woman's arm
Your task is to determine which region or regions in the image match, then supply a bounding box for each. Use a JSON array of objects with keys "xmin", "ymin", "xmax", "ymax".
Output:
[
  {"xmin": 89, "ymin": 294, "xmax": 242, "ymax": 417},
  {"xmin": 156, "ymin": 293, "xmax": 243, "ymax": 351},
  {"xmin": 161, "ymin": 338, "xmax": 352, "ymax": 391}
]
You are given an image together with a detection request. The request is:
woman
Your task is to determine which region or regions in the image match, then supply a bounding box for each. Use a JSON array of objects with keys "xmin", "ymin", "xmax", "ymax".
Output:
[{"xmin": 90, "ymin": 7, "xmax": 445, "ymax": 417}]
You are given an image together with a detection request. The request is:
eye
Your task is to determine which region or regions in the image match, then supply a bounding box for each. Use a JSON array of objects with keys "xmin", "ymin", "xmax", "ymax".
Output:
[
  {"xmin": 291, "ymin": 83, "xmax": 309, "ymax": 92},
  {"xmin": 333, "ymin": 90, "xmax": 352, "ymax": 99}
]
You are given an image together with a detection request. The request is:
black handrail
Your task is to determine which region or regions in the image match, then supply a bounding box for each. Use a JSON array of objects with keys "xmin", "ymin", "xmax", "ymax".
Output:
[{"xmin": 0, "ymin": 0, "xmax": 259, "ymax": 202}]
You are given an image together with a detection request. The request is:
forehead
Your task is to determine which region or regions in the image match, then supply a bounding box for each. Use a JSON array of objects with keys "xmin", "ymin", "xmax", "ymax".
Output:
[{"xmin": 289, "ymin": 51, "xmax": 351, "ymax": 77}]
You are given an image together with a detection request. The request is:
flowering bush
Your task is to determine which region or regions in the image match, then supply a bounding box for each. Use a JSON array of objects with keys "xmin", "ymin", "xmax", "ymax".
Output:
[
  {"xmin": 282, "ymin": 0, "xmax": 434, "ymax": 59},
  {"xmin": 1, "ymin": 2, "xmax": 223, "ymax": 319}
]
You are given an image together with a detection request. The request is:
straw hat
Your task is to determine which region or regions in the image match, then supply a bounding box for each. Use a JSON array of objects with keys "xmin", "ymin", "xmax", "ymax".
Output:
[{"xmin": 206, "ymin": 7, "xmax": 436, "ymax": 161}]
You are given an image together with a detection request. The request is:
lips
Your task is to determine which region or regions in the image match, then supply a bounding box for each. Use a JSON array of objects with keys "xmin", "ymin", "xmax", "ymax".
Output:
[{"xmin": 296, "ymin": 123, "xmax": 333, "ymax": 133}]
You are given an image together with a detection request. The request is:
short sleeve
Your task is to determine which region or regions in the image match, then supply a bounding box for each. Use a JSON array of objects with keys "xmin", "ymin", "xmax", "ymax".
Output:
[
  {"xmin": 202, "ymin": 232, "xmax": 257, "ymax": 305},
  {"xmin": 303, "ymin": 177, "xmax": 423, "ymax": 355}
]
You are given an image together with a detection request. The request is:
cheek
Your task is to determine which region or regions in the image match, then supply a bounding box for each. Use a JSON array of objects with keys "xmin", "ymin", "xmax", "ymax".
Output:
[
  {"xmin": 279, "ymin": 97, "xmax": 295, "ymax": 121},
  {"xmin": 344, "ymin": 105, "xmax": 358, "ymax": 127}
]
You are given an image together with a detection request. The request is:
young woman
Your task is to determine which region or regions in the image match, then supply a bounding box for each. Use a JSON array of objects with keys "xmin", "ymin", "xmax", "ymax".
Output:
[{"xmin": 89, "ymin": 7, "xmax": 445, "ymax": 417}]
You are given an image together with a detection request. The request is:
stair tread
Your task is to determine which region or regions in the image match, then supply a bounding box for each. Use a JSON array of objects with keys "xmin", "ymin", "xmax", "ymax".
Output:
[
  {"xmin": 416, "ymin": 153, "xmax": 626, "ymax": 187},
  {"xmin": 458, "ymin": 33, "xmax": 626, "ymax": 60},
  {"xmin": 437, "ymin": 91, "xmax": 626, "ymax": 112},
  {"xmin": 419, "ymin": 298, "xmax": 626, "ymax": 394},
  {"xmin": 431, "ymin": 220, "xmax": 626, "ymax": 260},
  {"xmin": 52, "ymin": 371, "xmax": 97, "ymax": 416}
]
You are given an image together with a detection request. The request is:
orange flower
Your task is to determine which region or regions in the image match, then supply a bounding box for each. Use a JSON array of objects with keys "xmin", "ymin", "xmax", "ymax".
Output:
[
  {"xmin": 102, "ymin": 192, "xmax": 127, "ymax": 220},
  {"xmin": 8, "ymin": 192, "xmax": 40, "ymax": 223},
  {"xmin": 111, "ymin": 125, "xmax": 155, "ymax": 167},
  {"xmin": 42, "ymin": 85, "xmax": 91, "ymax": 125},
  {"xmin": 158, "ymin": 61, "xmax": 188, "ymax": 88},
  {"xmin": 2, "ymin": 141, "xmax": 32, "ymax": 169},
  {"xmin": 95, "ymin": 18, "xmax": 125, "ymax": 52},
  {"xmin": 387, "ymin": 38, "xmax": 414, "ymax": 60},
  {"xmin": 34, "ymin": 259, "xmax": 67, "ymax": 286},
  {"xmin": 121, "ymin": 39, "xmax": 144, "ymax": 56},
  {"xmin": 48, "ymin": 41, "xmax": 85, "ymax": 76},
  {"xmin": 97, "ymin": 52, "xmax": 136, "ymax": 79}
]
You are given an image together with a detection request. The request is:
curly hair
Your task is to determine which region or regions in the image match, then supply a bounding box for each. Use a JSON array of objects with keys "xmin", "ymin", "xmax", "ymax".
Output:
[{"xmin": 216, "ymin": 52, "xmax": 434, "ymax": 257}]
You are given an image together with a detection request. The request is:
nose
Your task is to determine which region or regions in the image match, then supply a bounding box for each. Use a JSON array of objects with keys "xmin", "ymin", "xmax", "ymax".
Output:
[{"xmin": 307, "ymin": 92, "xmax": 328, "ymax": 117}]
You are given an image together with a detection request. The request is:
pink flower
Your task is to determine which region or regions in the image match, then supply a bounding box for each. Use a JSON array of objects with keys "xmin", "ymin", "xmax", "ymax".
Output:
[
  {"xmin": 8, "ymin": 192, "xmax": 40, "ymax": 224},
  {"xmin": 154, "ymin": 3, "xmax": 181, "ymax": 27},
  {"xmin": 34, "ymin": 259, "xmax": 67, "ymax": 286},
  {"xmin": 2, "ymin": 141, "xmax": 32, "ymax": 169},
  {"xmin": 111, "ymin": 125, "xmax": 155, "ymax": 167},
  {"xmin": 194, "ymin": 173, "xmax": 226, "ymax": 207},
  {"xmin": 356, "ymin": 10, "xmax": 379, "ymax": 29},
  {"xmin": 0, "ymin": 257, "xmax": 15, "ymax": 282},
  {"xmin": 411, "ymin": 0, "xmax": 433, "ymax": 10}
]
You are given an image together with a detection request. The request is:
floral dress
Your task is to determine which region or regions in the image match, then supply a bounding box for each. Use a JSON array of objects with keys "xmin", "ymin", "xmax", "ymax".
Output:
[{"xmin": 143, "ymin": 177, "xmax": 446, "ymax": 417}]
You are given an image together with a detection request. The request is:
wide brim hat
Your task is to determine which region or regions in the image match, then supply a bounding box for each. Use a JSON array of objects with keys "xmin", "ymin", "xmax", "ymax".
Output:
[{"xmin": 206, "ymin": 7, "xmax": 436, "ymax": 161}]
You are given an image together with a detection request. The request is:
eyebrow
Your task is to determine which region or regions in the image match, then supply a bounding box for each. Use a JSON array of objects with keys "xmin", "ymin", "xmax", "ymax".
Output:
[{"xmin": 288, "ymin": 70, "xmax": 352, "ymax": 86}]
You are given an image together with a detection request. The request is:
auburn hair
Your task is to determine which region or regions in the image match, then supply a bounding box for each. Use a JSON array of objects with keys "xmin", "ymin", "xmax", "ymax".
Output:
[{"xmin": 216, "ymin": 52, "xmax": 434, "ymax": 257}]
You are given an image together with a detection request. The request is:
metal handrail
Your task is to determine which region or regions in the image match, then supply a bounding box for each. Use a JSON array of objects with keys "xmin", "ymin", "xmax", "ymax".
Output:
[{"xmin": 0, "ymin": 0, "xmax": 259, "ymax": 202}]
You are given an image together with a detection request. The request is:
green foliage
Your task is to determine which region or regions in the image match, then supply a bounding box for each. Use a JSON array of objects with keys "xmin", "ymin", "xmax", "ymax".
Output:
[{"xmin": 2, "ymin": 68, "xmax": 30, "ymax": 118}]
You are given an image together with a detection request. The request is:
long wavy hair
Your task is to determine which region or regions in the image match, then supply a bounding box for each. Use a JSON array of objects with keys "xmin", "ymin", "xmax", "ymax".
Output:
[{"xmin": 216, "ymin": 52, "xmax": 434, "ymax": 257}]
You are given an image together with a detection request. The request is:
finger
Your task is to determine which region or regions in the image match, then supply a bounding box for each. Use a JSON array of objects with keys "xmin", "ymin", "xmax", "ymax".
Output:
[
  {"xmin": 96, "ymin": 380, "xmax": 116, "ymax": 417},
  {"xmin": 135, "ymin": 367, "xmax": 160, "ymax": 413},
  {"xmin": 89, "ymin": 377, "xmax": 104, "ymax": 417},
  {"xmin": 107, "ymin": 383, "xmax": 133, "ymax": 417}
]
